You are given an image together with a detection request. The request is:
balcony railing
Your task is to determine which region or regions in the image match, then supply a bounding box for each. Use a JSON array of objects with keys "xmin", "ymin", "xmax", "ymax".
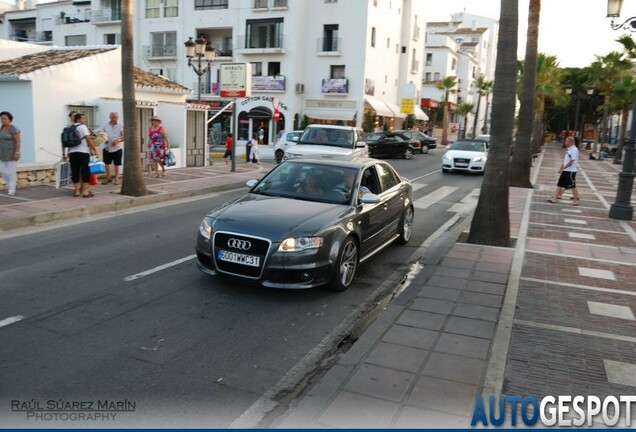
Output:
[
  {"xmin": 57, "ymin": 12, "xmax": 91, "ymax": 25},
  {"xmin": 142, "ymin": 44, "xmax": 178, "ymax": 58},
  {"xmin": 92, "ymin": 8, "xmax": 121, "ymax": 23},
  {"xmin": 237, "ymin": 35, "xmax": 286, "ymax": 53},
  {"xmin": 316, "ymin": 37, "xmax": 341, "ymax": 53}
]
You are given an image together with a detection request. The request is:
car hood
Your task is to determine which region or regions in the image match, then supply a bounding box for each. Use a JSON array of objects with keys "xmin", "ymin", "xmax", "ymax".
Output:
[
  {"xmin": 286, "ymin": 144, "xmax": 356, "ymax": 159},
  {"xmin": 207, "ymin": 194, "xmax": 350, "ymax": 239},
  {"xmin": 444, "ymin": 149, "xmax": 486, "ymax": 159}
]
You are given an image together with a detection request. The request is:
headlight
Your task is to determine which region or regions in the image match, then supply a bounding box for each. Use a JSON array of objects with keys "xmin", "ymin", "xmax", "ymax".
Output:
[
  {"xmin": 278, "ymin": 236, "xmax": 323, "ymax": 252},
  {"xmin": 473, "ymin": 156, "xmax": 485, "ymax": 162},
  {"xmin": 199, "ymin": 219, "xmax": 212, "ymax": 239},
  {"xmin": 443, "ymin": 153, "xmax": 451, "ymax": 161}
]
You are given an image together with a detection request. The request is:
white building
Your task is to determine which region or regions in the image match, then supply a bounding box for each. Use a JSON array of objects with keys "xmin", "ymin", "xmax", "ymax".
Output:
[
  {"xmin": 421, "ymin": 12, "xmax": 498, "ymax": 137},
  {"xmin": 0, "ymin": 0, "xmax": 430, "ymax": 157},
  {"xmin": 0, "ymin": 42, "xmax": 198, "ymax": 182}
]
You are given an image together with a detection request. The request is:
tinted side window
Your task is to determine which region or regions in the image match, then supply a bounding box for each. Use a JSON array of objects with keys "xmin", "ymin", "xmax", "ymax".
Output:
[{"xmin": 376, "ymin": 163, "xmax": 400, "ymax": 191}]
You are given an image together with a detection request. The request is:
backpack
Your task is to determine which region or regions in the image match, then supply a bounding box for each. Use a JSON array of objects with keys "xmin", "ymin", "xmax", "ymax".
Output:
[{"xmin": 61, "ymin": 124, "xmax": 82, "ymax": 148}]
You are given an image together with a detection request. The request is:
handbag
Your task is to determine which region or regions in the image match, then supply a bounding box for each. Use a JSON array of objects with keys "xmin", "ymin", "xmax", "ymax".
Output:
[
  {"xmin": 165, "ymin": 150, "xmax": 176, "ymax": 167},
  {"xmin": 89, "ymin": 158, "xmax": 106, "ymax": 174}
]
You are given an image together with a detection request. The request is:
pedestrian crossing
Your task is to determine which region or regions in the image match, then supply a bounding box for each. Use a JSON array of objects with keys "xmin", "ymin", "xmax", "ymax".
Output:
[{"xmin": 411, "ymin": 183, "xmax": 481, "ymax": 214}]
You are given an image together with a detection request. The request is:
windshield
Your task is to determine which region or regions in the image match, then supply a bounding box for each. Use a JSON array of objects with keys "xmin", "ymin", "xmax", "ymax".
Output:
[
  {"xmin": 250, "ymin": 161, "xmax": 359, "ymax": 205},
  {"xmin": 450, "ymin": 141, "xmax": 487, "ymax": 152},
  {"xmin": 298, "ymin": 127, "xmax": 354, "ymax": 149}
]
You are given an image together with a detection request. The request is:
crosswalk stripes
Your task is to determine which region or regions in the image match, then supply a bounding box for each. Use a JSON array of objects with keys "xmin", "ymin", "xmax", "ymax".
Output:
[
  {"xmin": 410, "ymin": 183, "xmax": 428, "ymax": 192},
  {"xmin": 447, "ymin": 188, "xmax": 481, "ymax": 213},
  {"xmin": 413, "ymin": 186, "xmax": 457, "ymax": 209}
]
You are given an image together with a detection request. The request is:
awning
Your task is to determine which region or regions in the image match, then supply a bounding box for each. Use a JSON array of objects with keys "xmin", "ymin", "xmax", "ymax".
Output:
[
  {"xmin": 385, "ymin": 102, "xmax": 406, "ymax": 119},
  {"xmin": 304, "ymin": 108, "xmax": 357, "ymax": 121},
  {"xmin": 248, "ymin": 106, "xmax": 272, "ymax": 119},
  {"xmin": 365, "ymin": 97, "xmax": 393, "ymax": 117},
  {"xmin": 414, "ymin": 106, "xmax": 429, "ymax": 121}
]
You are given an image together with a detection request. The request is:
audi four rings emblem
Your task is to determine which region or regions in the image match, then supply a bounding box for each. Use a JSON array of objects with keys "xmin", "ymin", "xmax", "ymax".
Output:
[{"xmin": 227, "ymin": 238, "xmax": 252, "ymax": 250}]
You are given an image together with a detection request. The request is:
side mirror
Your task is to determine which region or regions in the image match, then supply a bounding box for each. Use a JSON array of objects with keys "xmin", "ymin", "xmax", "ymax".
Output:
[
  {"xmin": 246, "ymin": 179, "xmax": 258, "ymax": 188},
  {"xmin": 355, "ymin": 141, "xmax": 367, "ymax": 148},
  {"xmin": 359, "ymin": 193, "xmax": 380, "ymax": 204},
  {"xmin": 290, "ymin": 136, "xmax": 299, "ymax": 142}
]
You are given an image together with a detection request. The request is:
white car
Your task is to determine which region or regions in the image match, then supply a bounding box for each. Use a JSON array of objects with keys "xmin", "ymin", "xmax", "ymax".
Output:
[
  {"xmin": 442, "ymin": 139, "xmax": 488, "ymax": 174},
  {"xmin": 284, "ymin": 125, "xmax": 368, "ymax": 161},
  {"xmin": 274, "ymin": 130, "xmax": 303, "ymax": 163}
]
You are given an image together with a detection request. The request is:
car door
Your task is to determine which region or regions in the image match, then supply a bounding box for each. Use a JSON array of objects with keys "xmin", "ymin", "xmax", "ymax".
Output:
[
  {"xmin": 375, "ymin": 162, "xmax": 406, "ymax": 237},
  {"xmin": 357, "ymin": 166, "xmax": 389, "ymax": 255}
]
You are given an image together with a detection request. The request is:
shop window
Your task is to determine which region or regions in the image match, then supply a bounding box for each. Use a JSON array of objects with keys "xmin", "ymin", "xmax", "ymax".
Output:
[{"xmin": 238, "ymin": 111, "xmax": 250, "ymax": 141}]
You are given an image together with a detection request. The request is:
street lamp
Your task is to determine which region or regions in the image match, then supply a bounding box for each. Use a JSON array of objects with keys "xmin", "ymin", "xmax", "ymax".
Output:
[
  {"xmin": 565, "ymin": 86, "xmax": 594, "ymax": 140},
  {"xmin": 607, "ymin": 0, "xmax": 636, "ymax": 220},
  {"xmin": 184, "ymin": 36, "xmax": 216, "ymax": 102},
  {"xmin": 608, "ymin": 0, "xmax": 636, "ymax": 30}
]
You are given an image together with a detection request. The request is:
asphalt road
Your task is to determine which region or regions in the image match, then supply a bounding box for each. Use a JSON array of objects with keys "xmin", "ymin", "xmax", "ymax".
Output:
[{"xmin": 0, "ymin": 149, "xmax": 483, "ymax": 428}]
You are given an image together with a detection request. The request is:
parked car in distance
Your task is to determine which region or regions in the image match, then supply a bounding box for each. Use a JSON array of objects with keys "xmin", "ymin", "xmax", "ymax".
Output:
[
  {"xmin": 442, "ymin": 139, "xmax": 488, "ymax": 174},
  {"xmin": 399, "ymin": 130, "xmax": 437, "ymax": 152},
  {"xmin": 284, "ymin": 125, "xmax": 368, "ymax": 160},
  {"xmin": 195, "ymin": 158, "xmax": 414, "ymax": 291},
  {"xmin": 274, "ymin": 130, "xmax": 303, "ymax": 163},
  {"xmin": 365, "ymin": 131, "xmax": 421, "ymax": 159},
  {"xmin": 475, "ymin": 134, "xmax": 491, "ymax": 145}
]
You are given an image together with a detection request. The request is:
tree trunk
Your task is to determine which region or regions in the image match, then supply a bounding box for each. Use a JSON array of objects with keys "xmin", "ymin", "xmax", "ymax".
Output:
[
  {"xmin": 120, "ymin": 0, "xmax": 147, "ymax": 197},
  {"xmin": 531, "ymin": 99, "xmax": 545, "ymax": 154},
  {"xmin": 441, "ymin": 91, "xmax": 449, "ymax": 146},
  {"xmin": 467, "ymin": 0, "xmax": 517, "ymax": 247},
  {"xmin": 472, "ymin": 94, "xmax": 482, "ymax": 136},
  {"xmin": 614, "ymin": 107, "xmax": 628, "ymax": 164},
  {"xmin": 510, "ymin": 0, "xmax": 540, "ymax": 188}
]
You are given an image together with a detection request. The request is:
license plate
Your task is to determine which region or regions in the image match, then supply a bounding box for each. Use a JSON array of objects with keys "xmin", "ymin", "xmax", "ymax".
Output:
[
  {"xmin": 455, "ymin": 162, "xmax": 468, "ymax": 167},
  {"xmin": 217, "ymin": 249, "xmax": 260, "ymax": 267}
]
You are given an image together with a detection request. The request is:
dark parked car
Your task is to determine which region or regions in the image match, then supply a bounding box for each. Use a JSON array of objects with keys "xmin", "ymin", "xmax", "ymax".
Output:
[
  {"xmin": 399, "ymin": 130, "xmax": 437, "ymax": 152},
  {"xmin": 365, "ymin": 132, "xmax": 421, "ymax": 159},
  {"xmin": 196, "ymin": 158, "xmax": 414, "ymax": 291}
]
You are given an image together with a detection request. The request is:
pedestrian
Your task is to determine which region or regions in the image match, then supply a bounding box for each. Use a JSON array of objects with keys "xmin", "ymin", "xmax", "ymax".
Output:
[
  {"xmin": 547, "ymin": 136, "xmax": 580, "ymax": 206},
  {"xmin": 0, "ymin": 111, "xmax": 21, "ymax": 196},
  {"xmin": 65, "ymin": 113, "xmax": 98, "ymax": 198},
  {"xmin": 148, "ymin": 115, "xmax": 170, "ymax": 178},
  {"xmin": 250, "ymin": 132, "xmax": 260, "ymax": 164},
  {"xmin": 224, "ymin": 132, "xmax": 233, "ymax": 165},
  {"xmin": 258, "ymin": 125, "xmax": 264, "ymax": 145},
  {"xmin": 102, "ymin": 112, "xmax": 124, "ymax": 185}
]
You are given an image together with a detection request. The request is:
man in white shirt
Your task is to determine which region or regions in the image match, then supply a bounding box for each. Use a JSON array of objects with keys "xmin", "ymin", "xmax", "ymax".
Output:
[
  {"xmin": 102, "ymin": 112, "xmax": 124, "ymax": 185},
  {"xmin": 547, "ymin": 136, "xmax": 580, "ymax": 206}
]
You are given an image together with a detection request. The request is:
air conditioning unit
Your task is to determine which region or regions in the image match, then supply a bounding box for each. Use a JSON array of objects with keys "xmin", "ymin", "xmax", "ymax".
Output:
[{"xmin": 295, "ymin": 83, "xmax": 305, "ymax": 93}]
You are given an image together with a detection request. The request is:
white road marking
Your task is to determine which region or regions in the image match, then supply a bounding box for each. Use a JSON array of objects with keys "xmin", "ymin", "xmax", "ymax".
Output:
[
  {"xmin": 411, "ymin": 183, "xmax": 428, "ymax": 192},
  {"xmin": 413, "ymin": 186, "xmax": 457, "ymax": 209},
  {"xmin": 0, "ymin": 315, "xmax": 25, "ymax": 329},
  {"xmin": 124, "ymin": 254, "xmax": 196, "ymax": 281},
  {"xmin": 447, "ymin": 188, "xmax": 480, "ymax": 213},
  {"xmin": 578, "ymin": 267, "xmax": 616, "ymax": 281}
]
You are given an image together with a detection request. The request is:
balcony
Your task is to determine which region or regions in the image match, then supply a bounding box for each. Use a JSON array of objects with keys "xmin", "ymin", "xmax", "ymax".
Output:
[
  {"xmin": 321, "ymin": 78, "xmax": 348, "ymax": 95},
  {"xmin": 91, "ymin": 8, "xmax": 121, "ymax": 24},
  {"xmin": 236, "ymin": 35, "xmax": 286, "ymax": 55},
  {"xmin": 57, "ymin": 12, "xmax": 91, "ymax": 25},
  {"xmin": 11, "ymin": 30, "xmax": 52, "ymax": 44},
  {"xmin": 316, "ymin": 37, "xmax": 341, "ymax": 56},
  {"xmin": 142, "ymin": 44, "xmax": 178, "ymax": 59},
  {"xmin": 252, "ymin": 75, "xmax": 286, "ymax": 92}
]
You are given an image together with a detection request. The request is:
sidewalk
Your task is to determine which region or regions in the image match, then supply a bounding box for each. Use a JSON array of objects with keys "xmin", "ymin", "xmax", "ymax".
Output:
[
  {"xmin": 250, "ymin": 142, "xmax": 636, "ymax": 428},
  {"xmin": 0, "ymin": 161, "xmax": 275, "ymax": 232}
]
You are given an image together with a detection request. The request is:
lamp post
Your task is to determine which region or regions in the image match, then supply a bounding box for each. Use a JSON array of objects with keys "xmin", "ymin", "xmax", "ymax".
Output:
[
  {"xmin": 608, "ymin": 0, "xmax": 636, "ymax": 220},
  {"xmin": 184, "ymin": 37, "xmax": 216, "ymax": 102},
  {"xmin": 565, "ymin": 86, "xmax": 594, "ymax": 140}
]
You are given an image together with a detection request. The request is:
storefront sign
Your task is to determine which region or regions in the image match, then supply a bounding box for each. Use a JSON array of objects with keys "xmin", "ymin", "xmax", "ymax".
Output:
[
  {"xmin": 220, "ymin": 63, "xmax": 252, "ymax": 97},
  {"xmin": 252, "ymin": 76, "xmax": 286, "ymax": 91}
]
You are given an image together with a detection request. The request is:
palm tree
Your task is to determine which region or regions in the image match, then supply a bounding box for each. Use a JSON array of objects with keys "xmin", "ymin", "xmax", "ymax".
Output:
[
  {"xmin": 472, "ymin": 76, "xmax": 494, "ymax": 136},
  {"xmin": 588, "ymin": 51, "xmax": 631, "ymax": 153},
  {"xmin": 531, "ymin": 54, "xmax": 565, "ymax": 155},
  {"xmin": 510, "ymin": 0, "xmax": 541, "ymax": 188},
  {"xmin": 435, "ymin": 76, "xmax": 457, "ymax": 146},
  {"xmin": 458, "ymin": 102, "xmax": 474, "ymax": 139},
  {"xmin": 467, "ymin": 0, "xmax": 518, "ymax": 247},
  {"xmin": 609, "ymin": 75, "xmax": 636, "ymax": 163},
  {"xmin": 120, "ymin": 0, "xmax": 147, "ymax": 196}
]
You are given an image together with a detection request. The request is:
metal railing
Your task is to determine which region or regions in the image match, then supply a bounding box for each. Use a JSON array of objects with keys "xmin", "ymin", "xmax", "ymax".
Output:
[
  {"xmin": 91, "ymin": 8, "xmax": 121, "ymax": 23},
  {"xmin": 316, "ymin": 37, "xmax": 341, "ymax": 53},
  {"xmin": 142, "ymin": 44, "xmax": 178, "ymax": 58}
]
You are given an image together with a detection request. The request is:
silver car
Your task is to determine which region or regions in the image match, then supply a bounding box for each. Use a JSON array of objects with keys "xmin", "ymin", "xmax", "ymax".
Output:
[{"xmin": 196, "ymin": 158, "xmax": 414, "ymax": 291}]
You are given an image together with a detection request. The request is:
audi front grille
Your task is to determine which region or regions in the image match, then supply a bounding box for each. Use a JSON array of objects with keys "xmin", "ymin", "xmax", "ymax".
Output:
[{"xmin": 213, "ymin": 232, "xmax": 271, "ymax": 279}]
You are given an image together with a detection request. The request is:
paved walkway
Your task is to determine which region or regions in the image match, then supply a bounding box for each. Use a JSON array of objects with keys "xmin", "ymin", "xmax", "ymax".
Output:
[
  {"xmin": 0, "ymin": 161, "xmax": 275, "ymax": 232},
  {"xmin": 256, "ymin": 142, "xmax": 636, "ymax": 428}
]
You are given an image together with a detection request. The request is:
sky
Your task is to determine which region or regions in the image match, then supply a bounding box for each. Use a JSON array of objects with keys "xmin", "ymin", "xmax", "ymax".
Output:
[
  {"xmin": 423, "ymin": 0, "xmax": 629, "ymax": 68},
  {"xmin": 3, "ymin": 0, "xmax": 630, "ymax": 68}
]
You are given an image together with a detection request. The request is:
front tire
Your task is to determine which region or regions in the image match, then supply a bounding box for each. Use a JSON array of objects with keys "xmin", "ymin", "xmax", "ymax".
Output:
[
  {"xmin": 420, "ymin": 144, "xmax": 429, "ymax": 154},
  {"xmin": 331, "ymin": 237, "xmax": 358, "ymax": 291},
  {"xmin": 403, "ymin": 148, "xmax": 414, "ymax": 160},
  {"xmin": 395, "ymin": 206, "xmax": 414, "ymax": 245}
]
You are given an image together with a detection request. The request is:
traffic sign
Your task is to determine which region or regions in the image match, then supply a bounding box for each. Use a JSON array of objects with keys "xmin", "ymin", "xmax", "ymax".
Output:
[{"xmin": 220, "ymin": 63, "xmax": 252, "ymax": 98}]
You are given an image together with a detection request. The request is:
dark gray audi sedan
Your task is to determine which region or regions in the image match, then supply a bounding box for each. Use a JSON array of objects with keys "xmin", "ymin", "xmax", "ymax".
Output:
[{"xmin": 195, "ymin": 158, "xmax": 414, "ymax": 291}]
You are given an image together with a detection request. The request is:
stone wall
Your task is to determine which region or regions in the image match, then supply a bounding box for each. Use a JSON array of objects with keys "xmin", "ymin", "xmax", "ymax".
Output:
[{"xmin": 0, "ymin": 164, "xmax": 57, "ymax": 190}]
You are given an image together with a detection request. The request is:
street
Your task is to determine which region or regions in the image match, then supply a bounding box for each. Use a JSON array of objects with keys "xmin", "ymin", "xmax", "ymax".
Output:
[{"xmin": 0, "ymin": 150, "xmax": 484, "ymax": 428}]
